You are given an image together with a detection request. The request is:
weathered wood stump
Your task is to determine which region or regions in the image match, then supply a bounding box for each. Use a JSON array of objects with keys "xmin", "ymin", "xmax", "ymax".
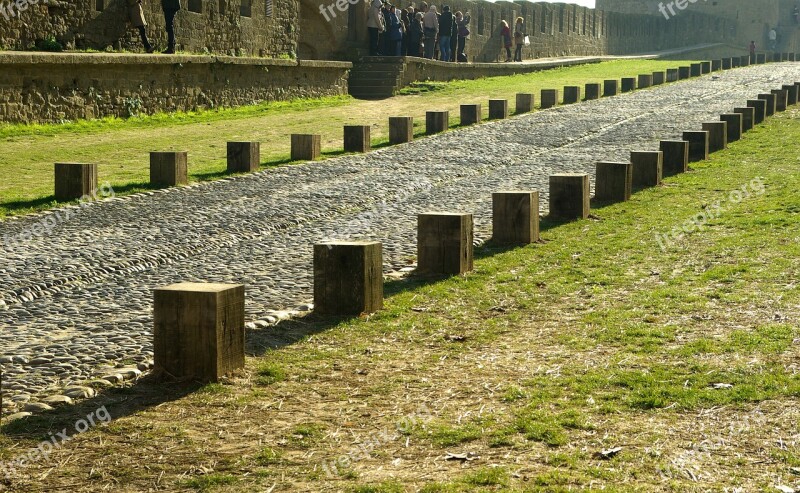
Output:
[
  {"xmin": 344, "ymin": 125, "xmax": 371, "ymax": 153},
  {"xmin": 659, "ymin": 140, "xmax": 689, "ymax": 176},
  {"xmin": 460, "ymin": 104, "xmax": 482, "ymax": 126},
  {"xmin": 621, "ymin": 77, "xmax": 636, "ymax": 92},
  {"xmin": 770, "ymin": 89, "xmax": 788, "ymax": 112},
  {"xmin": 630, "ymin": 150, "xmax": 663, "ymax": 188},
  {"xmin": 603, "ymin": 79, "xmax": 619, "ymax": 96},
  {"xmin": 746, "ymin": 99, "xmax": 767, "ymax": 124},
  {"xmin": 150, "ymin": 152, "xmax": 188, "ymax": 187},
  {"xmin": 313, "ymin": 241, "xmax": 383, "ymax": 315},
  {"xmin": 291, "ymin": 134, "xmax": 321, "ymax": 161},
  {"xmin": 637, "ymin": 74, "xmax": 652, "ymax": 88},
  {"xmin": 757, "ymin": 93, "xmax": 776, "ymax": 116},
  {"xmin": 515, "ymin": 93, "xmax": 534, "ymax": 113},
  {"xmin": 719, "ymin": 114, "xmax": 743, "ymax": 142},
  {"xmin": 701, "ymin": 122, "xmax": 727, "ymax": 153},
  {"xmin": 540, "ymin": 89, "xmax": 559, "ymax": 109},
  {"xmin": 585, "ymin": 83, "xmax": 601, "ymax": 100},
  {"xmin": 682, "ymin": 131, "xmax": 710, "ymax": 162},
  {"xmin": 563, "ymin": 86, "xmax": 581, "ymax": 104},
  {"xmin": 389, "ymin": 116, "xmax": 414, "ymax": 144},
  {"xmin": 491, "ymin": 191, "xmax": 540, "ymax": 244},
  {"xmin": 54, "ymin": 163, "xmax": 98, "ymax": 201},
  {"xmin": 153, "ymin": 282, "xmax": 245, "ymax": 382},
  {"xmin": 226, "ymin": 142, "xmax": 259, "ymax": 173},
  {"xmin": 417, "ymin": 213, "xmax": 473, "ymax": 275},
  {"xmin": 733, "ymin": 107, "xmax": 755, "ymax": 132},
  {"xmin": 548, "ymin": 174, "xmax": 590, "ymax": 220},
  {"xmin": 426, "ymin": 111, "xmax": 449, "ymax": 134},
  {"xmin": 488, "ymin": 99, "xmax": 509, "ymax": 119},
  {"xmin": 652, "ymin": 71, "xmax": 666, "ymax": 85}
]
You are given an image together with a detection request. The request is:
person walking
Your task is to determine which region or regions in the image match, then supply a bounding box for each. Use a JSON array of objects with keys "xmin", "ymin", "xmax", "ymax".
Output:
[
  {"xmin": 128, "ymin": 0, "xmax": 154, "ymax": 53},
  {"xmin": 513, "ymin": 16, "xmax": 524, "ymax": 62},
  {"xmin": 500, "ymin": 20, "xmax": 512, "ymax": 62},
  {"xmin": 438, "ymin": 5, "xmax": 454, "ymax": 62},
  {"xmin": 366, "ymin": 0, "xmax": 385, "ymax": 56},
  {"xmin": 423, "ymin": 5, "xmax": 438, "ymax": 59},
  {"xmin": 161, "ymin": 0, "xmax": 180, "ymax": 54},
  {"xmin": 455, "ymin": 10, "xmax": 470, "ymax": 62}
]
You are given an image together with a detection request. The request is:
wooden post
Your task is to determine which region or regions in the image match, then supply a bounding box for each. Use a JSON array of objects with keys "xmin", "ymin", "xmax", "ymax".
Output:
[
  {"xmin": 585, "ymin": 83, "xmax": 601, "ymax": 100},
  {"xmin": 515, "ymin": 93, "xmax": 534, "ymax": 113},
  {"xmin": 595, "ymin": 161, "xmax": 632, "ymax": 203},
  {"xmin": 746, "ymin": 99, "xmax": 767, "ymax": 124},
  {"xmin": 389, "ymin": 116, "xmax": 414, "ymax": 144},
  {"xmin": 417, "ymin": 213, "xmax": 473, "ymax": 275},
  {"xmin": 781, "ymin": 84, "xmax": 798, "ymax": 105},
  {"xmin": 603, "ymin": 79, "xmax": 619, "ymax": 96},
  {"xmin": 460, "ymin": 104, "xmax": 482, "ymax": 125},
  {"xmin": 731, "ymin": 57, "xmax": 741, "ymax": 68},
  {"xmin": 291, "ymin": 134, "xmax": 321, "ymax": 161},
  {"xmin": 740, "ymin": 55, "xmax": 750, "ymax": 66},
  {"xmin": 637, "ymin": 74, "xmax": 652, "ymax": 88},
  {"xmin": 153, "ymin": 283, "xmax": 245, "ymax": 383},
  {"xmin": 756, "ymin": 53, "xmax": 766, "ymax": 64},
  {"xmin": 488, "ymin": 99, "xmax": 509, "ymax": 119},
  {"xmin": 678, "ymin": 66, "xmax": 691, "ymax": 79},
  {"xmin": 426, "ymin": 111, "xmax": 449, "ymax": 134},
  {"xmin": 700, "ymin": 61, "xmax": 711, "ymax": 74},
  {"xmin": 758, "ymin": 93, "xmax": 776, "ymax": 116},
  {"xmin": 344, "ymin": 125, "xmax": 371, "ymax": 153},
  {"xmin": 770, "ymin": 89, "xmax": 788, "ymax": 112},
  {"xmin": 548, "ymin": 174, "xmax": 590, "ymax": 220},
  {"xmin": 563, "ymin": 86, "xmax": 581, "ymax": 104},
  {"xmin": 226, "ymin": 142, "xmax": 259, "ymax": 173},
  {"xmin": 701, "ymin": 122, "xmax": 727, "ymax": 152},
  {"xmin": 652, "ymin": 71, "xmax": 665, "ymax": 85},
  {"xmin": 313, "ymin": 241, "xmax": 383, "ymax": 315},
  {"xmin": 711, "ymin": 60, "xmax": 721, "ymax": 71},
  {"xmin": 666, "ymin": 68, "xmax": 679, "ymax": 82},
  {"xmin": 621, "ymin": 77, "xmax": 636, "ymax": 92},
  {"xmin": 491, "ymin": 191, "xmax": 540, "ymax": 244},
  {"xmin": 682, "ymin": 131, "xmax": 710, "ymax": 162},
  {"xmin": 690, "ymin": 63, "xmax": 702, "ymax": 76},
  {"xmin": 719, "ymin": 114, "xmax": 742, "ymax": 142},
  {"xmin": 540, "ymin": 89, "xmax": 559, "ymax": 109},
  {"xmin": 150, "ymin": 152, "xmax": 188, "ymax": 187},
  {"xmin": 659, "ymin": 140, "xmax": 689, "ymax": 176},
  {"xmin": 630, "ymin": 150, "xmax": 663, "ymax": 188},
  {"xmin": 733, "ymin": 107, "xmax": 755, "ymax": 132},
  {"xmin": 721, "ymin": 58, "xmax": 732, "ymax": 70},
  {"xmin": 54, "ymin": 163, "xmax": 98, "ymax": 201}
]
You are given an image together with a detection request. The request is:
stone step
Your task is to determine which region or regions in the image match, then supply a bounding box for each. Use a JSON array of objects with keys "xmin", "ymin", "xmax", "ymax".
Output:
[{"xmin": 348, "ymin": 77, "xmax": 401, "ymax": 88}]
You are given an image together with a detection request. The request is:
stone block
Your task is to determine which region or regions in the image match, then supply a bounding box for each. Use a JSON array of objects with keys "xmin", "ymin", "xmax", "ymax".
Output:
[
  {"xmin": 492, "ymin": 191, "xmax": 540, "ymax": 244},
  {"xmin": 548, "ymin": 174, "xmax": 590, "ymax": 220},
  {"xmin": 416, "ymin": 213, "xmax": 473, "ymax": 275},
  {"xmin": 291, "ymin": 134, "xmax": 321, "ymax": 161},
  {"xmin": 630, "ymin": 150, "xmax": 663, "ymax": 188},
  {"xmin": 226, "ymin": 142, "xmax": 259, "ymax": 173},
  {"xmin": 150, "ymin": 152, "xmax": 188, "ymax": 187},
  {"xmin": 313, "ymin": 241, "xmax": 383, "ymax": 315},
  {"xmin": 344, "ymin": 125, "xmax": 370, "ymax": 153},
  {"xmin": 595, "ymin": 161, "xmax": 632, "ymax": 203}
]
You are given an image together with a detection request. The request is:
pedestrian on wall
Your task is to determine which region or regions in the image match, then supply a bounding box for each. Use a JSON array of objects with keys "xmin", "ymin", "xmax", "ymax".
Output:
[
  {"xmin": 500, "ymin": 20, "xmax": 512, "ymax": 62},
  {"xmin": 382, "ymin": 2, "xmax": 392, "ymax": 55},
  {"xmin": 127, "ymin": 0, "xmax": 154, "ymax": 53},
  {"xmin": 423, "ymin": 5, "xmax": 438, "ymax": 59},
  {"xmin": 513, "ymin": 16, "xmax": 524, "ymax": 62},
  {"xmin": 768, "ymin": 27, "xmax": 777, "ymax": 51},
  {"xmin": 793, "ymin": 5, "xmax": 799, "ymax": 24},
  {"xmin": 438, "ymin": 5, "xmax": 454, "ymax": 62},
  {"xmin": 402, "ymin": 7, "xmax": 412, "ymax": 55},
  {"xmin": 387, "ymin": 4, "xmax": 403, "ymax": 56},
  {"xmin": 749, "ymin": 40, "xmax": 756, "ymax": 62},
  {"xmin": 366, "ymin": 0, "xmax": 385, "ymax": 56},
  {"xmin": 409, "ymin": 11, "xmax": 424, "ymax": 57},
  {"xmin": 455, "ymin": 10, "xmax": 470, "ymax": 62},
  {"xmin": 161, "ymin": 0, "xmax": 180, "ymax": 54}
]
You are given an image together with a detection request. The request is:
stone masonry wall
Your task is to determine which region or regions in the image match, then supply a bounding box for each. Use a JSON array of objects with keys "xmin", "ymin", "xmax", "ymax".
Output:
[{"xmin": 0, "ymin": 53, "xmax": 351, "ymax": 124}]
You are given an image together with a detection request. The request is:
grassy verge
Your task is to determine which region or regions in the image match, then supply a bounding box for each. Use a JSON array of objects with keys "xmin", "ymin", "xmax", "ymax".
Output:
[
  {"xmin": 1, "ymin": 108, "xmax": 798, "ymax": 492},
  {"xmin": 0, "ymin": 59, "xmax": 692, "ymax": 218}
]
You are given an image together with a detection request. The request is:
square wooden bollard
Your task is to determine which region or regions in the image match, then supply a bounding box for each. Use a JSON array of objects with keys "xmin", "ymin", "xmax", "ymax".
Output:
[
  {"xmin": 417, "ymin": 213, "xmax": 473, "ymax": 275},
  {"xmin": 603, "ymin": 79, "xmax": 619, "ymax": 96},
  {"xmin": 770, "ymin": 89, "xmax": 788, "ymax": 112},
  {"xmin": 757, "ymin": 93, "xmax": 776, "ymax": 116},
  {"xmin": 682, "ymin": 131, "xmax": 710, "ymax": 162},
  {"xmin": 630, "ymin": 151, "xmax": 663, "ymax": 188},
  {"xmin": 659, "ymin": 140, "xmax": 689, "ymax": 176},
  {"xmin": 781, "ymin": 52, "xmax": 789, "ymax": 61},
  {"xmin": 733, "ymin": 107, "xmax": 755, "ymax": 132},
  {"xmin": 666, "ymin": 69, "xmax": 679, "ymax": 82},
  {"xmin": 563, "ymin": 86, "xmax": 581, "ymax": 104},
  {"xmin": 719, "ymin": 114, "xmax": 743, "ymax": 142},
  {"xmin": 460, "ymin": 104, "xmax": 482, "ymax": 125},
  {"xmin": 595, "ymin": 161, "xmax": 632, "ymax": 203},
  {"xmin": 782, "ymin": 84, "xmax": 798, "ymax": 105},
  {"xmin": 313, "ymin": 241, "xmax": 383, "ymax": 315},
  {"xmin": 150, "ymin": 152, "xmax": 188, "ymax": 188},
  {"xmin": 426, "ymin": 111, "xmax": 449, "ymax": 135},
  {"xmin": 54, "ymin": 163, "xmax": 98, "ymax": 201},
  {"xmin": 344, "ymin": 125, "xmax": 371, "ymax": 153},
  {"xmin": 731, "ymin": 57, "xmax": 742, "ymax": 68},
  {"xmin": 756, "ymin": 53, "xmax": 766, "ymax": 64},
  {"xmin": 585, "ymin": 83, "xmax": 601, "ymax": 100},
  {"xmin": 637, "ymin": 74, "xmax": 652, "ymax": 89},
  {"xmin": 678, "ymin": 66, "xmax": 691, "ymax": 79},
  {"xmin": 491, "ymin": 191, "xmax": 540, "ymax": 244},
  {"xmin": 291, "ymin": 134, "xmax": 321, "ymax": 161},
  {"xmin": 690, "ymin": 63, "xmax": 702, "ymax": 77},
  {"xmin": 701, "ymin": 122, "xmax": 727, "ymax": 153},
  {"xmin": 621, "ymin": 77, "xmax": 636, "ymax": 92},
  {"xmin": 153, "ymin": 282, "xmax": 245, "ymax": 383},
  {"xmin": 740, "ymin": 55, "xmax": 750, "ymax": 66},
  {"xmin": 711, "ymin": 60, "xmax": 721, "ymax": 71},
  {"xmin": 541, "ymin": 89, "xmax": 559, "ymax": 109},
  {"xmin": 721, "ymin": 58, "xmax": 732, "ymax": 70},
  {"xmin": 515, "ymin": 93, "xmax": 534, "ymax": 113},
  {"xmin": 652, "ymin": 71, "xmax": 665, "ymax": 85},
  {"xmin": 389, "ymin": 116, "xmax": 413, "ymax": 144},
  {"xmin": 226, "ymin": 142, "xmax": 259, "ymax": 173},
  {"xmin": 549, "ymin": 174, "xmax": 590, "ymax": 220},
  {"xmin": 746, "ymin": 99, "xmax": 767, "ymax": 124},
  {"xmin": 700, "ymin": 61, "xmax": 711, "ymax": 74},
  {"xmin": 488, "ymin": 99, "xmax": 509, "ymax": 119}
]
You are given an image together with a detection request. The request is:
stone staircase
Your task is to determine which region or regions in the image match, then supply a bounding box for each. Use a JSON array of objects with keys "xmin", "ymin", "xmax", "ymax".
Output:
[{"xmin": 348, "ymin": 56, "xmax": 407, "ymax": 100}]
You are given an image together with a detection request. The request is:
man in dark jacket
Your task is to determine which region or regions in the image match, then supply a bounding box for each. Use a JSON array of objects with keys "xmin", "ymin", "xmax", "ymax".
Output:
[
  {"xmin": 438, "ymin": 5, "xmax": 454, "ymax": 62},
  {"xmin": 161, "ymin": 0, "xmax": 180, "ymax": 54}
]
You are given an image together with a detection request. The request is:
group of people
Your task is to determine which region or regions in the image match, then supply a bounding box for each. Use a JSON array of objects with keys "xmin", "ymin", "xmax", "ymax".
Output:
[
  {"xmin": 367, "ymin": 0, "xmax": 471, "ymax": 62},
  {"xmin": 500, "ymin": 17, "xmax": 527, "ymax": 62},
  {"xmin": 128, "ymin": 0, "xmax": 180, "ymax": 54}
]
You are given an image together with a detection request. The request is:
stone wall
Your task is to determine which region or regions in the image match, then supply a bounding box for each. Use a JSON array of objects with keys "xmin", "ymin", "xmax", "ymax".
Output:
[{"xmin": 0, "ymin": 52, "xmax": 351, "ymax": 124}]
